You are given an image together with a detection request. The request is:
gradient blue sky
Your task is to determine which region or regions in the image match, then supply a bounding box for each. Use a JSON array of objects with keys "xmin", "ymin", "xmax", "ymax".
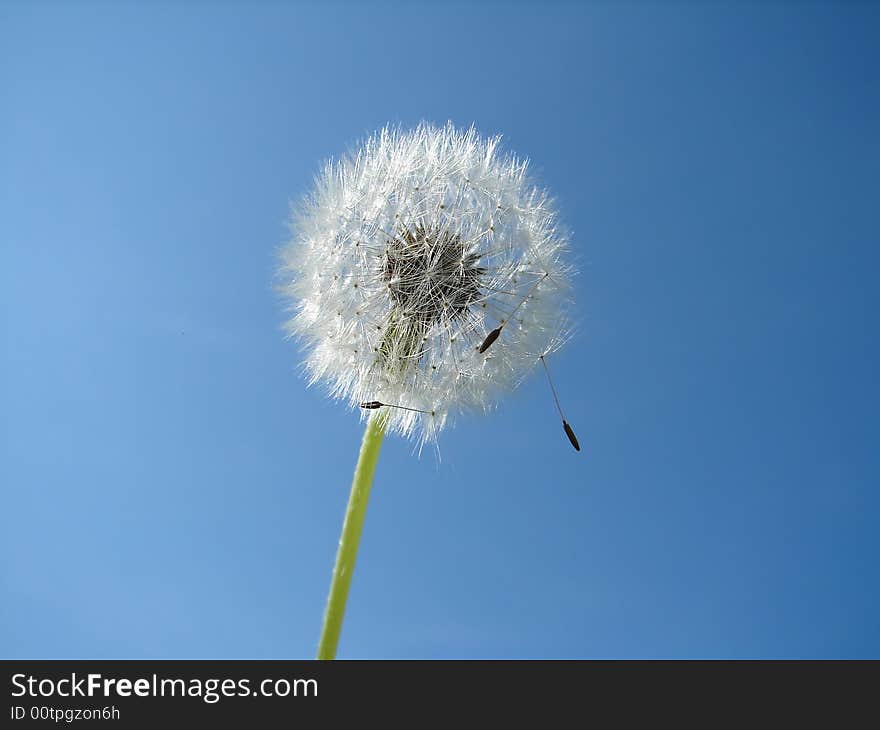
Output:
[{"xmin": 2, "ymin": 1, "xmax": 878, "ymax": 658}]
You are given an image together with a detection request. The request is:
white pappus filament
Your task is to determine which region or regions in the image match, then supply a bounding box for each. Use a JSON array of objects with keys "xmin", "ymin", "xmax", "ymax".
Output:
[{"xmin": 279, "ymin": 122, "xmax": 574, "ymax": 445}]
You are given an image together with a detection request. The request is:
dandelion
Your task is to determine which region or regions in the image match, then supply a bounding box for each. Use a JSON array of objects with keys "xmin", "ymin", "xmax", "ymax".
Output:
[{"xmin": 278, "ymin": 122, "xmax": 577, "ymax": 658}]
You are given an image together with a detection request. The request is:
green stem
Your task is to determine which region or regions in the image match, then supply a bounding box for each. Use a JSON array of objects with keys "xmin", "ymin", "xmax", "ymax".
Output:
[{"xmin": 317, "ymin": 415, "xmax": 387, "ymax": 659}]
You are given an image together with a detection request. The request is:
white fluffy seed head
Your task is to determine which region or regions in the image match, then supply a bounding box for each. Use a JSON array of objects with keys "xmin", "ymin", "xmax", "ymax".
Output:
[{"xmin": 279, "ymin": 122, "xmax": 574, "ymax": 444}]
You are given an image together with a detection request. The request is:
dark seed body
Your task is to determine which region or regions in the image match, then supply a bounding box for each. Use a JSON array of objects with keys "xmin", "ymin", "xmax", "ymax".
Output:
[
  {"xmin": 563, "ymin": 420, "xmax": 581, "ymax": 451},
  {"xmin": 478, "ymin": 326, "xmax": 503, "ymax": 354}
]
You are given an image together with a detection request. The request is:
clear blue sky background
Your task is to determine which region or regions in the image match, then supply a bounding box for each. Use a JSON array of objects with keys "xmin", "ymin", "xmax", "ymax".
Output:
[{"xmin": 2, "ymin": 1, "xmax": 878, "ymax": 659}]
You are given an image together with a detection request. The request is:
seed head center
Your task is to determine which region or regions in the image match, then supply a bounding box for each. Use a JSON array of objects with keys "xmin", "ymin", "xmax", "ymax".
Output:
[{"xmin": 383, "ymin": 225, "xmax": 485, "ymax": 324}]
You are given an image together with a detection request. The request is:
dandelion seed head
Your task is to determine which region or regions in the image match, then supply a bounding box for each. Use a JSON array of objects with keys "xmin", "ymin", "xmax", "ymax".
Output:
[{"xmin": 279, "ymin": 122, "xmax": 574, "ymax": 444}]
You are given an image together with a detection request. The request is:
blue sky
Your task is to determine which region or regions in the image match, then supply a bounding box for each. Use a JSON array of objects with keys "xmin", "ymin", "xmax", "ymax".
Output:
[{"xmin": 2, "ymin": 1, "xmax": 878, "ymax": 658}]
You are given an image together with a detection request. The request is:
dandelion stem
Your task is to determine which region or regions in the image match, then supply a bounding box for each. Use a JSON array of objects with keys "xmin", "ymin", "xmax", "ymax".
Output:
[{"xmin": 317, "ymin": 415, "xmax": 387, "ymax": 659}]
